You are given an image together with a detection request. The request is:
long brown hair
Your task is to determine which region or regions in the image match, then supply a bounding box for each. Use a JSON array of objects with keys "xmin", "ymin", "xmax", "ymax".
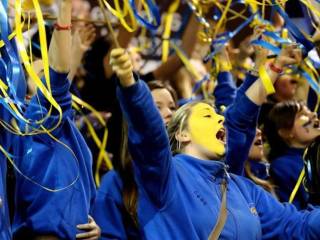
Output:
[
  {"xmin": 264, "ymin": 100, "xmax": 305, "ymax": 160},
  {"xmin": 119, "ymin": 81, "xmax": 178, "ymax": 226}
]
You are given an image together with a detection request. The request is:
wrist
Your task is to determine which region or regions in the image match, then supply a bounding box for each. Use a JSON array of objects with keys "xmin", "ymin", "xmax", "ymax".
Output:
[
  {"xmin": 54, "ymin": 22, "xmax": 72, "ymax": 31},
  {"xmin": 269, "ymin": 62, "xmax": 283, "ymax": 74},
  {"xmin": 273, "ymin": 58, "xmax": 284, "ymax": 69},
  {"xmin": 119, "ymin": 73, "xmax": 135, "ymax": 87}
]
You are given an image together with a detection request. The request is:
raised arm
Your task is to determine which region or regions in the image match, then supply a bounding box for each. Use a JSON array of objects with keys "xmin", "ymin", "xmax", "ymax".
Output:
[
  {"xmin": 26, "ymin": 0, "xmax": 73, "ymax": 123},
  {"xmin": 49, "ymin": 0, "xmax": 72, "ymax": 73},
  {"xmin": 213, "ymin": 47, "xmax": 237, "ymax": 111},
  {"xmin": 225, "ymin": 44, "xmax": 302, "ymax": 175},
  {"xmin": 110, "ymin": 48, "xmax": 173, "ymax": 207}
]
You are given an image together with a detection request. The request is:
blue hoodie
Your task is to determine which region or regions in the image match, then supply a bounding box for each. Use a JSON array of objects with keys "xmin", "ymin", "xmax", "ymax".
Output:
[
  {"xmin": 12, "ymin": 68, "xmax": 96, "ymax": 239},
  {"xmin": 270, "ymin": 147, "xmax": 308, "ymax": 210},
  {"xmin": 115, "ymin": 79, "xmax": 320, "ymax": 239},
  {"xmin": 92, "ymin": 72, "xmax": 239, "ymax": 239},
  {"xmin": 0, "ymin": 108, "xmax": 13, "ymax": 240},
  {"xmin": 92, "ymin": 170, "xmax": 140, "ymax": 239}
]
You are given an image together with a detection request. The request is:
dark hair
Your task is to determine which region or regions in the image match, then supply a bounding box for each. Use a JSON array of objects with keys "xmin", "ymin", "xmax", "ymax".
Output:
[
  {"xmin": 264, "ymin": 100, "xmax": 305, "ymax": 160},
  {"xmin": 118, "ymin": 120, "xmax": 139, "ymax": 226},
  {"xmin": 147, "ymin": 80, "xmax": 178, "ymax": 107}
]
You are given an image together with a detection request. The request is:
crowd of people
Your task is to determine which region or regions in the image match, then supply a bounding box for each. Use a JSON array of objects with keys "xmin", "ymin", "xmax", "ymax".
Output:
[{"xmin": 2, "ymin": 0, "xmax": 320, "ymax": 239}]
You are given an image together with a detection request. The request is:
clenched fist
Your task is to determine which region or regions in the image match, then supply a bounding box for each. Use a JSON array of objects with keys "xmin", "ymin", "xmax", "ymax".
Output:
[{"xmin": 110, "ymin": 48, "xmax": 135, "ymax": 87}]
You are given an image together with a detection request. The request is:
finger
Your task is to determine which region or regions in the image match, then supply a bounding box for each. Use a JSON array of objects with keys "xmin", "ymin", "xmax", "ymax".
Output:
[
  {"xmin": 118, "ymin": 60, "xmax": 132, "ymax": 70},
  {"xmin": 76, "ymin": 231, "xmax": 97, "ymax": 239},
  {"xmin": 282, "ymin": 56, "xmax": 298, "ymax": 65},
  {"xmin": 77, "ymin": 223, "xmax": 95, "ymax": 230},
  {"xmin": 102, "ymin": 112, "xmax": 112, "ymax": 120},
  {"xmin": 112, "ymin": 54, "xmax": 130, "ymax": 65},
  {"xmin": 88, "ymin": 215, "xmax": 94, "ymax": 223},
  {"xmin": 110, "ymin": 48, "xmax": 126, "ymax": 58},
  {"xmin": 80, "ymin": 237, "xmax": 99, "ymax": 240}
]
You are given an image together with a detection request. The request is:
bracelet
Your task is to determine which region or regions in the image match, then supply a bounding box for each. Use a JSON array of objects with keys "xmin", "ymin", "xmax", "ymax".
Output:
[
  {"xmin": 53, "ymin": 23, "xmax": 72, "ymax": 31},
  {"xmin": 269, "ymin": 63, "xmax": 283, "ymax": 74}
]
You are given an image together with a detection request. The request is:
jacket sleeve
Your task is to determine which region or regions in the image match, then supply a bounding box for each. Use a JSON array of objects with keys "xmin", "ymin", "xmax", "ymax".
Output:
[
  {"xmin": 213, "ymin": 72, "xmax": 236, "ymax": 111},
  {"xmin": 251, "ymin": 180, "xmax": 320, "ymax": 239},
  {"xmin": 91, "ymin": 172, "xmax": 138, "ymax": 240},
  {"xmin": 25, "ymin": 68, "xmax": 72, "ymax": 129},
  {"xmin": 225, "ymin": 74, "xmax": 260, "ymax": 175},
  {"xmin": 116, "ymin": 79, "xmax": 174, "ymax": 207}
]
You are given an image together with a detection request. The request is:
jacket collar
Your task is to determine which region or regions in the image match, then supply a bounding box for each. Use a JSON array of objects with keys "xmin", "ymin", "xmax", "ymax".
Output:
[{"xmin": 174, "ymin": 154, "xmax": 228, "ymax": 180}]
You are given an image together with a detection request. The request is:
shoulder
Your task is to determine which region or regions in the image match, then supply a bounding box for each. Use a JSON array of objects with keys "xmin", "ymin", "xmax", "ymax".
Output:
[{"xmin": 98, "ymin": 170, "xmax": 123, "ymax": 197}]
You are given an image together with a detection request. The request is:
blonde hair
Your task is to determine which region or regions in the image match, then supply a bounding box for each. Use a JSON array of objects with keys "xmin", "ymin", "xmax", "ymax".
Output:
[{"xmin": 167, "ymin": 100, "xmax": 214, "ymax": 154}]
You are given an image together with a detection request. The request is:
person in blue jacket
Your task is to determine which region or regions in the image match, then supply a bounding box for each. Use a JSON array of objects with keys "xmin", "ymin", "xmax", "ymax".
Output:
[
  {"xmin": 0, "ymin": 106, "xmax": 18, "ymax": 240},
  {"xmin": 264, "ymin": 100, "xmax": 320, "ymax": 210},
  {"xmin": 11, "ymin": 0, "xmax": 99, "ymax": 239},
  {"xmin": 214, "ymin": 45, "xmax": 277, "ymax": 196},
  {"xmin": 106, "ymin": 43, "xmax": 320, "ymax": 239},
  {"xmin": 92, "ymin": 44, "xmax": 277, "ymax": 238},
  {"xmin": 92, "ymin": 80, "xmax": 178, "ymax": 239}
]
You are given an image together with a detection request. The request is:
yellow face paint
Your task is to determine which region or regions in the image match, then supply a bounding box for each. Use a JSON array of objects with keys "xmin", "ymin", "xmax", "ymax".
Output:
[{"xmin": 188, "ymin": 103, "xmax": 226, "ymax": 157}]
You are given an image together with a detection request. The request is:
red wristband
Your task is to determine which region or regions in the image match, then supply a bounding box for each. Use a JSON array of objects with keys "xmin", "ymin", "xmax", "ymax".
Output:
[
  {"xmin": 53, "ymin": 23, "xmax": 72, "ymax": 31},
  {"xmin": 269, "ymin": 62, "xmax": 283, "ymax": 74}
]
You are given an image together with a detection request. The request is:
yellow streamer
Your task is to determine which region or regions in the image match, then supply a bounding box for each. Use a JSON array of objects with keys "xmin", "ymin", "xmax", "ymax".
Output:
[
  {"xmin": 289, "ymin": 167, "xmax": 305, "ymax": 203},
  {"xmin": 258, "ymin": 65, "xmax": 276, "ymax": 95},
  {"xmin": 171, "ymin": 43, "xmax": 202, "ymax": 81},
  {"xmin": 14, "ymin": 0, "xmax": 63, "ymax": 134},
  {"xmin": 102, "ymin": 0, "xmax": 138, "ymax": 32},
  {"xmin": 161, "ymin": 0, "xmax": 180, "ymax": 62}
]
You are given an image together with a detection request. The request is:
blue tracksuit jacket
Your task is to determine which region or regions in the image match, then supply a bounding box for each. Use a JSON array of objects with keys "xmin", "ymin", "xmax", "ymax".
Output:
[
  {"xmin": 92, "ymin": 71, "xmax": 239, "ymax": 239},
  {"xmin": 12, "ymin": 68, "xmax": 96, "ymax": 239},
  {"xmin": 0, "ymin": 107, "xmax": 13, "ymax": 240},
  {"xmin": 270, "ymin": 147, "xmax": 309, "ymax": 210},
  {"xmin": 112, "ymin": 79, "xmax": 320, "ymax": 239}
]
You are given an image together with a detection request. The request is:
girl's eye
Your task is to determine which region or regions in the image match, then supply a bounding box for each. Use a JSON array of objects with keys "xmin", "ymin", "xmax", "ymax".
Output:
[{"xmin": 204, "ymin": 115, "xmax": 212, "ymax": 118}]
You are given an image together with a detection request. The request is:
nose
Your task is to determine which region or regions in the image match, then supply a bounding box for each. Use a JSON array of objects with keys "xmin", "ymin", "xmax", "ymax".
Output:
[
  {"xmin": 217, "ymin": 114, "xmax": 225, "ymax": 124},
  {"xmin": 163, "ymin": 107, "xmax": 173, "ymax": 120},
  {"xmin": 256, "ymin": 128, "xmax": 262, "ymax": 136}
]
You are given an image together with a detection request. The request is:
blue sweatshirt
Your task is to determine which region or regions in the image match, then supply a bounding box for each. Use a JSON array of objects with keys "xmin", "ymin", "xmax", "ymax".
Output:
[
  {"xmin": 93, "ymin": 72, "xmax": 238, "ymax": 239},
  {"xmin": 0, "ymin": 107, "xmax": 13, "ymax": 240},
  {"xmin": 12, "ymin": 68, "xmax": 96, "ymax": 239},
  {"xmin": 92, "ymin": 171, "xmax": 140, "ymax": 239},
  {"xmin": 92, "ymin": 73, "xmax": 263, "ymax": 239},
  {"xmin": 224, "ymin": 73, "xmax": 259, "ymax": 176},
  {"xmin": 270, "ymin": 147, "xmax": 308, "ymax": 210},
  {"xmin": 213, "ymin": 72, "xmax": 237, "ymax": 112},
  {"xmin": 115, "ymin": 79, "xmax": 320, "ymax": 239},
  {"xmin": 247, "ymin": 160, "xmax": 270, "ymax": 180}
]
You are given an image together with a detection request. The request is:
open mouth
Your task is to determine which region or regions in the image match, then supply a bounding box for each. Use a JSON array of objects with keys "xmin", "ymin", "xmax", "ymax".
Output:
[
  {"xmin": 216, "ymin": 128, "xmax": 226, "ymax": 143},
  {"xmin": 313, "ymin": 119, "xmax": 320, "ymax": 128},
  {"xmin": 290, "ymin": 79, "xmax": 298, "ymax": 85},
  {"xmin": 254, "ymin": 139, "xmax": 263, "ymax": 146}
]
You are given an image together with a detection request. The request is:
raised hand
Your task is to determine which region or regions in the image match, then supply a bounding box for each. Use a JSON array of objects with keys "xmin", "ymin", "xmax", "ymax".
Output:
[
  {"xmin": 109, "ymin": 48, "xmax": 135, "ymax": 87},
  {"xmin": 274, "ymin": 44, "xmax": 302, "ymax": 68}
]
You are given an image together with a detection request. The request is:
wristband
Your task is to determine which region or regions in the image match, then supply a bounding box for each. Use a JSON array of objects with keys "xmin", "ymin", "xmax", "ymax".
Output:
[
  {"xmin": 53, "ymin": 23, "xmax": 72, "ymax": 31},
  {"xmin": 269, "ymin": 63, "xmax": 283, "ymax": 74}
]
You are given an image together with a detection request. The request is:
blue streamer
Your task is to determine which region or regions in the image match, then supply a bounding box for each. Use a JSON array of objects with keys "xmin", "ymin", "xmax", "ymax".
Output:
[
  {"xmin": 129, "ymin": 0, "xmax": 160, "ymax": 31},
  {"xmin": 203, "ymin": 12, "xmax": 257, "ymax": 62},
  {"xmin": 192, "ymin": 74, "xmax": 210, "ymax": 93},
  {"xmin": 0, "ymin": 1, "xmax": 27, "ymax": 125},
  {"xmin": 271, "ymin": 0, "xmax": 314, "ymax": 52}
]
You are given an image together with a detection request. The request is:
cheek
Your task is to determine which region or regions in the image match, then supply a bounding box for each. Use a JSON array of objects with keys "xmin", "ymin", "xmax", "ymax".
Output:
[{"xmin": 276, "ymin": 78, "xmax": 295, "ymax": 94}]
